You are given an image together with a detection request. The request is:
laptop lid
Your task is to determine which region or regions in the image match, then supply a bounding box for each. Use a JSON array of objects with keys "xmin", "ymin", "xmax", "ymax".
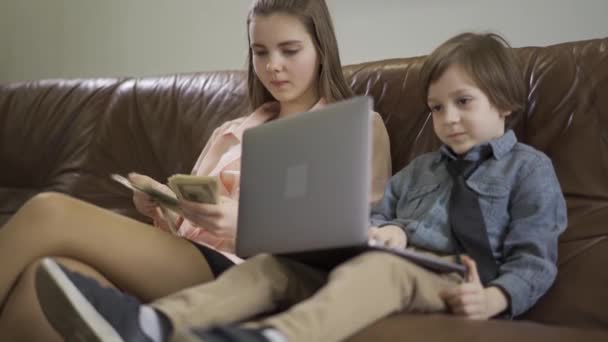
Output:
[{"xmin": 236, "ymin": 96, "xmax": 372, "ymax": 258}]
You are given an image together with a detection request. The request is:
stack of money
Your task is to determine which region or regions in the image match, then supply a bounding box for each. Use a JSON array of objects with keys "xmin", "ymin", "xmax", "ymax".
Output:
[{"xmin": 168, "ymin": 174, "xmax": 219, "ymax": 204}]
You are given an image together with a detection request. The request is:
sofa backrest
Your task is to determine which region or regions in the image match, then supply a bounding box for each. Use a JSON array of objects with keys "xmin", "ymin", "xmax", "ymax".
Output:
[{"xmin": 0, "ymin": 79, "xmax": 119, "ymax": 218}]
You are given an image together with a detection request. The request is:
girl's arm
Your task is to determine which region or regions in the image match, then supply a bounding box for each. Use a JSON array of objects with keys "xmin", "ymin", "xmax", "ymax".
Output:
[{"xmin": 370, "ymin": 112, "xmax": 392, "ymax": 205}]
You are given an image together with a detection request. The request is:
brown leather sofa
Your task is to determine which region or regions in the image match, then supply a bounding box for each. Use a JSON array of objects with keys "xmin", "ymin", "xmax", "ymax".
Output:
[{"xmin": 1, "ymin": 38, "xmax": 607, "ymax": 341}]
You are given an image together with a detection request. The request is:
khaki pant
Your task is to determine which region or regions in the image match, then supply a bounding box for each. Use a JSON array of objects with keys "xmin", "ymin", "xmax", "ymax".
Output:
[{"xmin": 151, "ymin": 251, "xmax": 462, "ymax": 342}]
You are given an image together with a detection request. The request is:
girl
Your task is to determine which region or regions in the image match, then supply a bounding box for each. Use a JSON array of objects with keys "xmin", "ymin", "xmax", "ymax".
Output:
[{"xmin": 0, "ymin": 0, "xmax": 392, "ymax": 340}]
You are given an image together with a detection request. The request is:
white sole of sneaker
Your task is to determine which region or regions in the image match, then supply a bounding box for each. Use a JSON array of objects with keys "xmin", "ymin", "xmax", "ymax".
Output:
[{"xmin": 36, "ymin": 258, "xmax": 125, "ymax": 342}]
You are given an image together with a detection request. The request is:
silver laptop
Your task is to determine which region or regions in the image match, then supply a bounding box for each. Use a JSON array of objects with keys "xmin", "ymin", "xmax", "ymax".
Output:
[
  {"xmin": 236, "ymin": 96, "xmax": 466, "ymax": 274},
  {"xmin": 237, "ymin": 96, "xmax": 371, "ymax": 261}
]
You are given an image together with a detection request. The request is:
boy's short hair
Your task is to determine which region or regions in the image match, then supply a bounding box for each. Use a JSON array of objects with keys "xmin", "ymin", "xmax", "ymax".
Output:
[{"xmin": 419, "ymin": 32, "xmax": 527, "ymax": 122}]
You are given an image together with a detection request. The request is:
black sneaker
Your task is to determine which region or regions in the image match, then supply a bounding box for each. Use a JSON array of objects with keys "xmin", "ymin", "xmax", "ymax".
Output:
[
  {"xmin": 189, "ymin": 325, "xmax": 272, "ymax": 342},
  {"xmin": 35, "ymin": 257, "xmax": 153, "ymax": 342}
]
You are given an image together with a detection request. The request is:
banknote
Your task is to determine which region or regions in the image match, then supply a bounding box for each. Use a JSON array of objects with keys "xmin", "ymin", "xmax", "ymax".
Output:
[
  {"xmin": 167, "ymin": 174, "xmax": 219, "ymax": 204},
  {"xmin": 110, "ymin": 174, "xmax": 180, "ymax": 211}
]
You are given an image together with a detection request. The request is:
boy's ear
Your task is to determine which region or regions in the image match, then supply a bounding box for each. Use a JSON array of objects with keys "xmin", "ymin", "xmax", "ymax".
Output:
[{"xmin": 500, "ymin": 110, "xmax": 512, "ymax": 118}]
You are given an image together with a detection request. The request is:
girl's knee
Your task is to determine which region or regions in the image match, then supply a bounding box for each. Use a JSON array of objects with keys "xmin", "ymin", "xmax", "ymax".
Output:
[
  {"xmin": 18, "ymin": 192, "xmax": 74, "ymax": 219},
  {"xmin": 12, "ymin": 192, "xmax": 80, "ymax": 233}
]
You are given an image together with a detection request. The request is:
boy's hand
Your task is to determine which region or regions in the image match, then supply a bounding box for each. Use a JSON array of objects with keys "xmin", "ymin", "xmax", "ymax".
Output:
[
  {"xmin": 368, "ymin": 225, "xmax": 407, "ymax": 249},
  {"xmin": 439, "ymin": 255, "xmax": 508, "ymax": 319}
]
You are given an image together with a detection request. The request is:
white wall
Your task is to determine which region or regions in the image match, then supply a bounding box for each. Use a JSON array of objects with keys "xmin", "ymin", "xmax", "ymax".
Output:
[
  {"xmin": 331, "ymin": 0, "xmax": 608, "ymax": 64},
  {"xmin": 2, "ymin": 0, "xmax": 608, "ymax": 82}
]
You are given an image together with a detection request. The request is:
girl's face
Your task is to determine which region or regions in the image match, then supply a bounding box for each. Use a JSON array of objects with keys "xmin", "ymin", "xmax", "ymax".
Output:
[
  {"xmin": 249, "ymin": 13, "xmax": 321, "ymax": 113},
  {"xmin": 427, "ymin": 64, "xmax": 510, "ymax": 155}
]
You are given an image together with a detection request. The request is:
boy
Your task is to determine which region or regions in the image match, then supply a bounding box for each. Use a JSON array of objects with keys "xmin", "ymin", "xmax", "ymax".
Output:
[{"xmin": 35, "ymin": 32, "xmax": 567, "ymax": 342}]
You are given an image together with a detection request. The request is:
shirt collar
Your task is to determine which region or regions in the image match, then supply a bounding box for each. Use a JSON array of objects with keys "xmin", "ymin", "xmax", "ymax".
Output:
[
  {"xmin": 224, "ymin": 98, "xmax": 327, "ymax": 142},
  {"xmin": 489, "ymin": 129, "xmax": 517, "ymax": 159},
  {"xmin": 435, "ymin": 130, "xmax": 518, "ymax": 164}
]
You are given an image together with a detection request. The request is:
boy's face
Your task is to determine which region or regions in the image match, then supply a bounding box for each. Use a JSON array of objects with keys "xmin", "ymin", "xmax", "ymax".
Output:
[{"xmin": 427, "ymin": 64, "xmax": 510, "ymax": 155}]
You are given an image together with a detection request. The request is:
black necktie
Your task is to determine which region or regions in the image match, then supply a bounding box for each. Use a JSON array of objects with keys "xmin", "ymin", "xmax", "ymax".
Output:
[{"xmin": 447, "ymin": 151, "xmax": 498, "ymax": 284}]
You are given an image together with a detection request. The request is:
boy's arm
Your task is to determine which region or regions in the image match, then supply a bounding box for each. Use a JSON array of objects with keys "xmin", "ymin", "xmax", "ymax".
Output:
[
  {"xmin": 488, "ymin": 158, "xmax": 567, "ymax": 317},
  {"xmin": 440, "ymin": 256, "xmax": 508, "ymax": 319},
  {"xmin": 369, "ymin": 165, "xmax": 412, "ymax": 230},
  {"xmin": 369, "ymin": 111, "xmax": 392, "ymax": 206}
]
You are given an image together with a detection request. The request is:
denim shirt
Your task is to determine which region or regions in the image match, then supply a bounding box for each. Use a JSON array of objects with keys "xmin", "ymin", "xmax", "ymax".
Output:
[{"xmin": 370, "ymin": 130, "xmax": 567, "ymax": 317}]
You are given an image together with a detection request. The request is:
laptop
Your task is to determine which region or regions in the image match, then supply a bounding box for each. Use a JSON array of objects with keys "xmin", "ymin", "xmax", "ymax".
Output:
[{"xmin": 236, "ymin": 96, "xmax": 466, "ymax": 275}]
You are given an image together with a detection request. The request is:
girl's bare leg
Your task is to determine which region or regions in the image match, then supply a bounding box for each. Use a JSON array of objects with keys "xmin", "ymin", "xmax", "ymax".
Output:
[
  {"xmin": 0, "ymin": 257, "xmax": 117, "ymax": 341},
  {"xmin": 0, "ymin": 192, "xmax": 215, "ymax": 308}
]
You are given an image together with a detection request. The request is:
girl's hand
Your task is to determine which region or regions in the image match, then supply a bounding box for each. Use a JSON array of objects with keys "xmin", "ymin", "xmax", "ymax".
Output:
[
  {"xmin": 439, "ymin": 255, "xmax": 508, "ymax": 319},
  {"xmin": 179, "ymin": 196, "xmax": 238, "ymax": 239},
  {"xmin": 129, "ymin": 172, "xmax": 176, "ymax": 226},
  {"xmin": 368, "ymin": 225, "xmax": 408, "ymax": 249},
  {"xmin": 129, "ymin": 173, "xmax": 164, "ymax": 220}
]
